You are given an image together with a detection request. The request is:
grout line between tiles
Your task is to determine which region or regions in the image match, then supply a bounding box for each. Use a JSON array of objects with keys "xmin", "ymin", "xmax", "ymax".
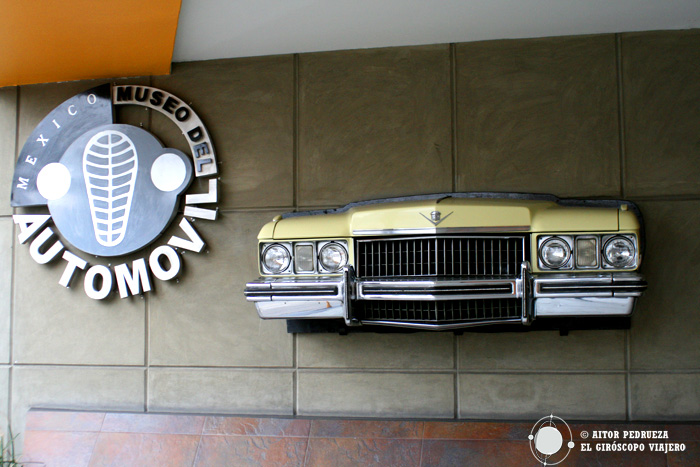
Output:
[
  {"xmin": 625, "ymin": 329, "xmax": 632, "ymax": 422},
  {"xmin": 10, "ymin": 363, "xmax": 700, "ymax": 375},
  {"xmin": 7, "ymin": 86, "xmax": 20, "ymax": 434},
  {"xmin": 147, "ymin": 75, "xmax": 153, "ymax": 132},
  {"xmin": 86, "ymin": 429, "xmax": 102, "ymax": 467},
  {"xmin": 293, "ymin": 334, "xmax": 298, "ymax": 417},
  {"xmin": 291, "ymin": 50, "xmax": 300, "ymax": 419},
  {"xmin": 143, "ymin": 76, "xmax": 153, "ymax": 413},
  {"xmin": 296, "ymin": 367, "xmax": 629, "ymax": 375},
  {"xmin": 450, "ymin": 43, "xmax": 458, "ymax": 193},
  {"xmin": 626, "ymin": 329, "xmax": 633, "ymax": 422},
  {"xmin": 303, "ymin": 420, "xmax": 312, "ymax": 466},
  {"xmin": 453, "ymin": 334, "xmax": 459, "ymax": 419},
  {"xmin": 419, "ymin": 421, "xmax": 427, "ymax": 466},
  {"xmin": 98, "ymin": 412, "xmax": 106, "ymax": 431},
  {"xmin": 293, "ymin": 53, "xmax": 300, "ymax": 210},
  {"xmin": 615, "ymin": 33, "xmax": 627, "ymax": 199},
  {"xmin": 191, "ymin": 419, "xmax": 205, "ymax": 467},
  {"xmin": 1, "ymin": 195, "xmax": 692, "ymax": 220},
  {"xmin": 209, "ymin": 195, "xmax": 700, "ymax": 214},
  {"xmin": 14, "ymin": 85, "xmax": 19, "ymax": 162},
  {"xmin": 615, "ymin": 34, "xmax": 627, "ymax": 198},
  {"xmin": 144, "ymin": 292, "xmax": 150, "ymax": 413}
]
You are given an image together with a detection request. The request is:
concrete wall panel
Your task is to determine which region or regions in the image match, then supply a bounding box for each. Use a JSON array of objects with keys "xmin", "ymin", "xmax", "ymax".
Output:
[
  {"xmin": 152, "ymin": 57, "xmax": 294, "ymax": 209},
  {"xmin": 623, "ymin": 30, "xmax": 700, "ymax": 197},
  {"xmin": 456, "ymin": 35, "xmax": 620, "ymax": 197},
  {"xmin": 298, "ymin": 45, "xmax": 452, "ymax": 206}
]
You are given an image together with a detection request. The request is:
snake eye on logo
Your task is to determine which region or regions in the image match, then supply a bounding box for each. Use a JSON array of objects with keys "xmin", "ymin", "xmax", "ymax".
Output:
[{"xmin": 11, "ymin": 84, "xmax": 219, "ymax": 299}]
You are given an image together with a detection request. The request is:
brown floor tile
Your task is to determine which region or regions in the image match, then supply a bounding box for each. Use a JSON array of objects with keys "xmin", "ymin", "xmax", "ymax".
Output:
[
  {"xmin": 101, "ymin": 413, "xmax": 205, "ymax": 435},
  {"xmin": 667, "ymin": 441, "xmax": 700, "ymax": 467},
  {"xmin": 22, "ymin": 431, "xmax": 98, "ymax": 467},
  {"xmin": 194, "ymin": 435, "xmax": 307, "ymax": 467},
  {"xmin": 306, "ymin": 438, "xmax": 421, "ymax": 467},
  {"xmin": 310, "ymin": 420, "xmax": 423, "ymax": 439},
  {"xmin": 420, "ymin": 440, "xmax": 536, "ymax": 467},
  {"xmin": 666, "ymin": 425, "xmax": 700, "ymax": 442},
  {"xmin": 423, "ymin": 421, "xmax": 530, "ymax": 441},
  {"xmin": 203, "ymin": 417, "xmax": 310, "ymax": 437},
  {"xmin": 565, "ymin": 444, "xmax": 668, "ymax": 467},
  {"xmin": 88, "ymin": 433, "xmax": 200, "ymax": 467},
  {"xmin": 25, "ymin": 410, "xmax": 105, "ymax": 432}
]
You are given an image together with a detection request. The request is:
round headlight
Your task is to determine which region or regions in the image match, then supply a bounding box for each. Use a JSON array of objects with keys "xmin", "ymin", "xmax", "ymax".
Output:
[
  {"xmin": 540, "ymin": 237, "xmax": 571, "ymax": 269},
  {"xmin": 603, "ymin": 236, "xmax": 635, "ymax": 268},
  {"xmin": 262, "ymin": 244, "xmax": 291, "ymax": 273},
  {"xmin": 318, "ymin": 242, "xmax": 348, "ymax": 272}
]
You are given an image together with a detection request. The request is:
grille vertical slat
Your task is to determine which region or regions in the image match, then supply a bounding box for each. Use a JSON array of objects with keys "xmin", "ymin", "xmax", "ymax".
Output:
[{"xmin": 356, "ymin": 235, "xmax": 525, "ymax": 279}]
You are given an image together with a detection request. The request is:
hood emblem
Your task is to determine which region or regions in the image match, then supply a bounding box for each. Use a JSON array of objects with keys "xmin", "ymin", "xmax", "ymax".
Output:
[{"xmin": 420, "ymin": 210, "xmax": 453, "ymax": 227}]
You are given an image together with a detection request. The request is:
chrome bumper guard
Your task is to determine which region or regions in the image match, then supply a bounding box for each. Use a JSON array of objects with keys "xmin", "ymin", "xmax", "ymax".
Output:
[{"xmin": 244, "ymin": 264, "xmax": 647, "ymax": 330}]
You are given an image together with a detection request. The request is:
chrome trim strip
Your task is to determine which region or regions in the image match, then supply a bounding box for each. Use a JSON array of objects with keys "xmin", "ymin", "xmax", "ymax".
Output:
[
  {"xmin": 357, "ymin": 278, "xmax": 519, "ymax": 301},
  {"xmin": 254, "ymin": 300, "xmax": 346, "ymax": 319},
  {"xmin": 535, "ymin": 297, "xmax": 636, "ymax": 317},
  {"xmin": 244, "ymin": 277, "xmax": 344, "ymax": 302},
  {"xmin": 352, "ymin": 226, "xmax": 530, "ymax": 236},
  {"xmin": 360, "ymin": 318, "xmax": 522, "ymax": 330},
  {"xmin": 246, "ymin": 268, "xmax": 646, "ymax": 327},
  {"xmin": 521, "ymin": 261, "xmax": 532, "ymax": 325},
  {"xmin": 533, "ymin": 273, "xmax": 646, "ymax": 298}
]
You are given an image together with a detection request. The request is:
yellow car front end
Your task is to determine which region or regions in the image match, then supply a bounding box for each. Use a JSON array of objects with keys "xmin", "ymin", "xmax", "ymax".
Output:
[{"xmin": 244, "ymin": 193, "xmax": 646, "ymax": 333}]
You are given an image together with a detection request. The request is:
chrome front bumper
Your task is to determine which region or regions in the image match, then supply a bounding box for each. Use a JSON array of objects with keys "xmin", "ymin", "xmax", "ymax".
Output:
[{"xmin": 244, "ymin": 265, "xmax": 647, "ymax": 330}]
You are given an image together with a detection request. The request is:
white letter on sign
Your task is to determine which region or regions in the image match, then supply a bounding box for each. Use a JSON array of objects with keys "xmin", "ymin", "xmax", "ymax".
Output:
[
  {"xmin": 115, "ymin": 259, "xmax": 152, "ymax": 298},
  {"xmin": 13, "ymin": 214, "xmax": 51, "ymax": 244},
  {"xmin": 167, "ymin": 218, "xmax": 205, "ymax": 253},
  {"xmin": 149, "ymin": 245, "xmax": 181, "ymax": 281},
  {"xmin": 84, "ymin": 265, "xmax": 113, "ymax": 300},
  {"xmin": 59, "ymin": 251, "xmax": 88, "ymax": 287},
  {"xmin": 29, "ymin": 227, "xmax": 64, "ymax": 264}
]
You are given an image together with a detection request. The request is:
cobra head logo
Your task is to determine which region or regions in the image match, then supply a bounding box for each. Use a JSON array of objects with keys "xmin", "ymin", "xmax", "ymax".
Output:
[
  {"xmin": 39, "ymin": 124, "xmax": 192, "ymax": 257},
  {"xmin": 83, "ymin": 129, "xmax": 138, "ymax": 247}
]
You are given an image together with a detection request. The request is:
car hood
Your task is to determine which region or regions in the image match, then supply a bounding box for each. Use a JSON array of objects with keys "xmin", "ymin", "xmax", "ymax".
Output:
[{"xmin": 260, "ymin": 195, "xmax": 624, "ymax": 240}]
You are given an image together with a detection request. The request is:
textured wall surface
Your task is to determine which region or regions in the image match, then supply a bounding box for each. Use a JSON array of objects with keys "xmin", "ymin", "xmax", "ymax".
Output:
[{"xmin": 0, "ymin": 29, "xmax": 699, "ymax": 443}]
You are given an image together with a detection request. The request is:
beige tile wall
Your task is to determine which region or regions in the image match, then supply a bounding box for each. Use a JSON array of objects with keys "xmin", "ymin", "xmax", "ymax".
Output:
[{"xmin": 0, "ymin": 29, "xmax": 698, "ymax": 439}]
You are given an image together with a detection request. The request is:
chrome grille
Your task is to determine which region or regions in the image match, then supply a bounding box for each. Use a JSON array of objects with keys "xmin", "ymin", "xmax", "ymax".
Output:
[
  {"xmin": 354, "ymin": 298, "xmax": 522, "ymax": 323},
  {"xmin": 355, "ymin": 236, "xmax": 526, "ymax": 278}
]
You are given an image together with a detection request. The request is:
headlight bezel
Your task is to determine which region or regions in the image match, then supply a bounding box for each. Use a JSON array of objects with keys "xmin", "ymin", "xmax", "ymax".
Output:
[
  {"xmin": 259, "ymin": 240, "xmax": 348, "ymax": 276},
  {"xmin": 538, "ymin": 236, "xmax": 573, "ymax": 270},
  {"xmin": 537, "ymin": 233, "xmax": 639, "ymax": 271},
  {"xmin": 260, "ymin": 242, "xmax": 292, "ymax": 274},
  {"xmin": 602, "ymin": 234, "xmax": 638, "ymax": 269},
  {"xmin": 317, "ymin": 241, "xmax": 349, "ymax": 273}
]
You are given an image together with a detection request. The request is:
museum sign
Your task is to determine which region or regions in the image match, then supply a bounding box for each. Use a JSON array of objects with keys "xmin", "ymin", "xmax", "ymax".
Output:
[{"xmin": 10, "ymin": 84, "xmax": 218, "ymax": 299}]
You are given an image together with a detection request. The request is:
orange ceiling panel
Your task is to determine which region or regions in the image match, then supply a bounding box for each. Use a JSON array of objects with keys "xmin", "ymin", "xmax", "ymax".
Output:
[{"xmin": 0, "ymin": 0, "xmax": 182, "ymax": 87}]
